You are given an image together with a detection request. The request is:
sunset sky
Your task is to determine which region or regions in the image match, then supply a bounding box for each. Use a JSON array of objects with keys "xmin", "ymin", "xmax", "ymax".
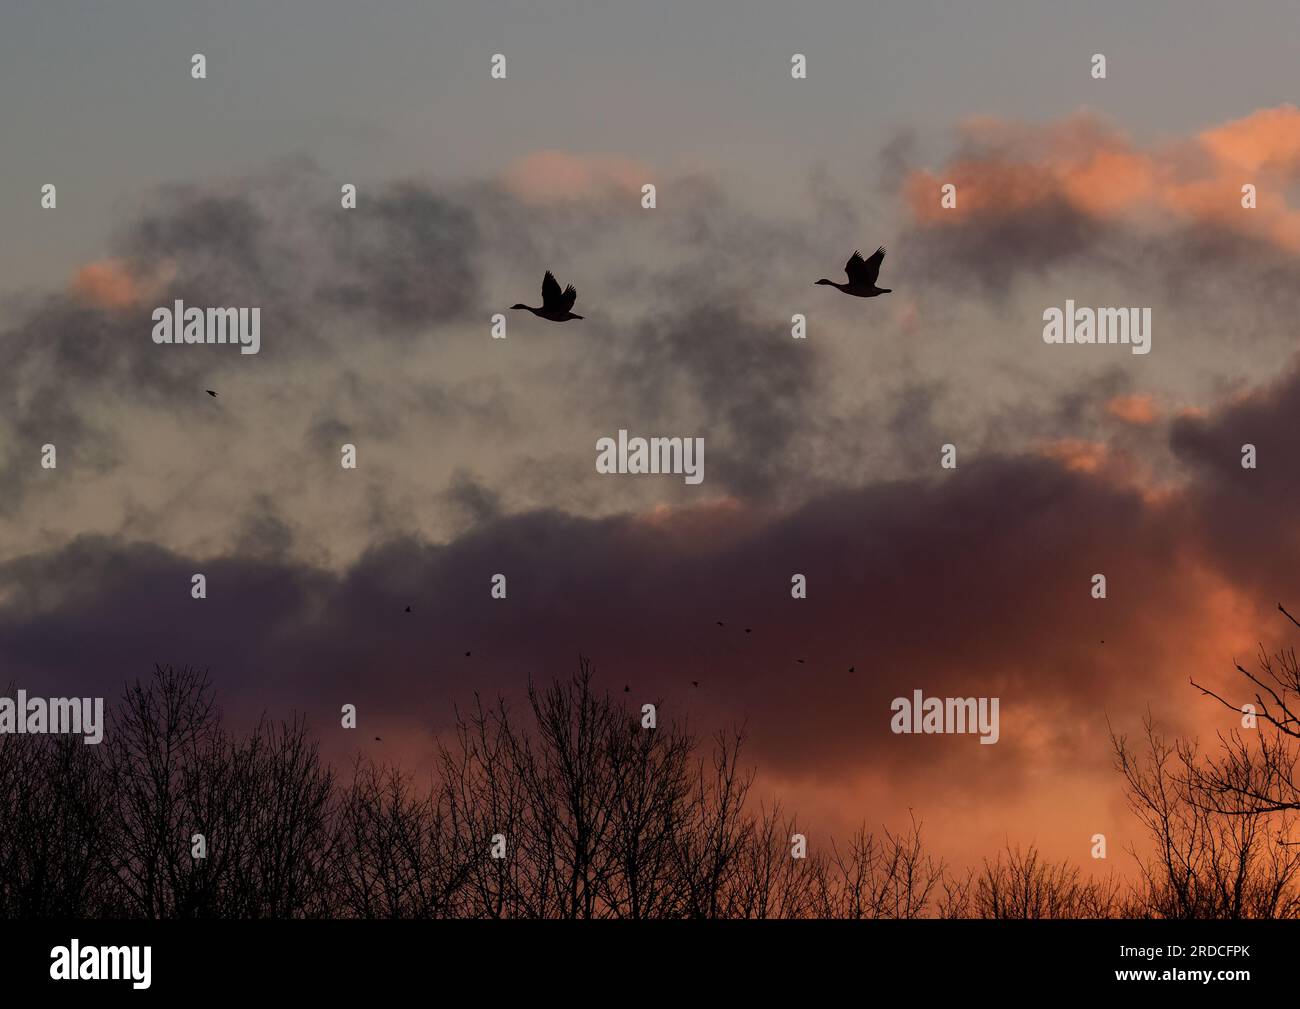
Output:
[{"xmin": 4, "ymin": 0, "xmax": 1300, "ymax": 874}]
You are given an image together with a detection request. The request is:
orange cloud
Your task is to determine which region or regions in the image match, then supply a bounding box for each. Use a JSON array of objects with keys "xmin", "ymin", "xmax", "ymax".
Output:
[
  {"xmin": 1038, "ymin": 431, "xmax": 1167, "ymax": 498},
  {"xmin": 1038, "ymin": 438, "xmax": 1108, "ymax": 474},
  {"xmin": 501, "ymin": 150, "xmax": 650, "ymax": 205},
  {"xmin": 70, "ymin": 257, "xmax": 176, "ymax": 309},
  {"xmin": 70, "ymin": 259, "xmax": 141, "ymax": 309},
  {"xmin": 1106, "ymin": 393, "xmax": 1159, "ymax": 425},
  {"xmin": 1198, "ymin": 105, "xmax": 1300, "ymax": 174},
  {"xmin": 906, "ymin": 105, "xmax": 1300, "ymax": 251}
]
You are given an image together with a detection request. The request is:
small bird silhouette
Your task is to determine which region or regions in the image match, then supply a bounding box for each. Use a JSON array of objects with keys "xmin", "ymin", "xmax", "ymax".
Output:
[
  {"xmin": 716, "ymin": 621, "xmax": 725, "ymax": 627},
  {"xmin": 404, "ymin": 605, "xmax": 411, "ymax": 613},
  {"xmin": 464, "ymin": 651, "xmax": 471, "ymax": 657},
  {"xmin": 816, "ymin": 247, "xmax": 891, "ymax": 297},
  {"xmin": 624, "ymin": 685, "xmax": 630, "ymax": 693},
  {"xmin": 848, "ymin": 665, "xmax": 855, "ymax": 673},
  {"xmin": 745, "ymin": 628, "xmax": 752, "ymax": 634},
  {"xmin": 511, "ymin": 271, "xmax": 584, "ymax": 321},
  {"xmin": 374, "ymin": 736, "xmax": 382, "ymax": 741},
  {"xmin": 691, "ymin": 680, "xmax": 699, "ymax": 688},
  {"xmin": 797, "ymin": 658, "xmax": 805, "ymax": 665},
  {"xmin": 205, "ymin": 389, "xmax": 217, "ymax": 397}
]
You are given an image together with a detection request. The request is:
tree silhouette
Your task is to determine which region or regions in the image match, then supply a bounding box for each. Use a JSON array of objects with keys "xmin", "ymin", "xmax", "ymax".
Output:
[
  {"xmin": 0, "ymin": 726, "xmax": 110, "ymax": 916},
  {"xmin": 1109, "ymin": 605, "xmax": 1300, "ymax": 918},
  {"xmin": 1112, "ymin": 713, "xmax": 1300, "ymax": 918},
  {"xmin": 970, "ymin": 844, "xmax": 1122, "ymax": 919},
  {"xmin": 331, "ymin": 759, "xmax": 465, "ymax": 918},
  {"xmin": 4, "ymin": 629, "xmax": 1300, "ymax": 919}
]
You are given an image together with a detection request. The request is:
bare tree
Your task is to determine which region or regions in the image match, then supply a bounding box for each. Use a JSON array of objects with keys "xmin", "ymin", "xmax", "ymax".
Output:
[
  {"xmin": 438, "ymin": 691, "xmax": 539, "ymax": 917},
  {"xmin": 973, "ymin": 843, "xmax": 1121, "ymax": 919},
  {"xmin": 203, "ymin": 715, "xmax": 334, "ymax": 917},
  {"xmin": 436, "ymin": 658, "xmax": 740, "ymax": 919},
  {"xmin": 101, "ymin": 665, "xmax": 221, "ymax": 917},
  {"xmin": 670, "ymin": 727, "xmax": 755, "ymax": 919},
  {"xmin": 25, "ymin": 648, "xmax": 1300, "ymax": 920},
  {"xmin": 600, "ymin": 698, "xmax": 695, "ymax": 918},
  {"xmin": 97, "ymin": 666, "xmax": 334, "ymax": 918},
  {"xmin": 1189, "ymin": 605, "xmax": 1300, "ymax": 820},
  {"xmin": 513, "ymin": 663, "xmax": 625, "ymax": 918},
  {"xmin": 817, "ymin": 816, "xmax": 947, "ymax": 919},
  {"xmin": 0, "ymin": 730, "xmax": 111, "ymax": 916},
  {"xmin": 329, "ymin": 760, "xmax": 465, "ymax": 918},
  {"xmin": 1112, "ymin": 712, "xmax": 1300, "ymax": 918},
  {"xmin": 729, "ymin": 802, "xmax": 821, "ymax": 919}
]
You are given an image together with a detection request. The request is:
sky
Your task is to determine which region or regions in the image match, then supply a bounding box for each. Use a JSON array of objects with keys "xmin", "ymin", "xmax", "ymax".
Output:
[{"xmin": 4, "ymin": 0, "xmax": 1300, "ymax": 872}]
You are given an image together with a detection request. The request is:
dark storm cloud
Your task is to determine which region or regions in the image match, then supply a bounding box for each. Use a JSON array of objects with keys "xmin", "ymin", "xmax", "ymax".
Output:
[
  {"xmin": 0, "ymin": 444, "xmax": 1228, "ymax": 801},
  {"xmin": 442, "ymin": 469, "xmax": 503, "ymax": 526},
  {"xmin": 153, "ymin": 166, "xmax": 475, "ymax": 329},
  {"xmin": 0, "ymin": 294, "xmax": 200, "ymax": 513},
  {"xmin": 530, "ymin": 175, "xmax": 859, "ymax": 501},
  {"xmin": 1171, "ymin": 356, "xmax": 1300, "ymax": 598},
  {"xmin": 1, "ymin": 158, "xmax": 855, "ymax": 516},
  {"xmin": 901, "ymin": 196, "xmax": 1108, "ymax": 296},
  {"xmin": 318, "ymin": 181, "xmax": 480, "ymax": 331},
  {"xmin": 123, "ymin": 190, "xmax": 272, "ymax": 290},
  {"xmin": 0, "ymin": 162, "xmax": 491, "ymax": 514},
  {"xmin": 233, "ymin": 494, "xmax": 297, "ymax": 561},
  {"xmin": 600, "ymin": 300, "xmax": 818, "ymax": 498},
  {"xmin": 118, "ymin": 166, "xmax": 484, "ymax": 345}
]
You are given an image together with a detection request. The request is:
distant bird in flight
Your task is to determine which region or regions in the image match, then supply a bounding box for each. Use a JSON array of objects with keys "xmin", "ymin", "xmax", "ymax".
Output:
[
  {"xmin": 374, "ymin": 736, "xmax": 382, "ymax": 741},
  {"xmin": 205, "ymin": 389, "xmax": 217, "ymax": 397},
  {"xmin": 511, "ymin": 271, "xmax": 584, "ymax": 321},
  {"xmin": 624, "ymin": 685, "xmax": 631, "ymax": 693},
  {"xmin": 464, "ymin": 651, "xmax": 471, "ymax": 657},
  {"xmin": 404, "ymin": 605, "xmax": 411, "ymax": 613},
  {"xmin": 691, "ymin": 681, "xmax": 699, "ymax": 688},
  {"xmin": 716, "ymin": 621, "xmax": 725, "ymax": 627},
  {"xmin": 816, "ymin": 247, "xmax": 891, "ymax": 297}
]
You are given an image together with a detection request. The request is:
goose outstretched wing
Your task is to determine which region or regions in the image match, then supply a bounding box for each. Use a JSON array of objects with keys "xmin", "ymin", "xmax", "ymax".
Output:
[
  {"xmin": 541, "ymin": 271, "xmax": 563, "ymax": 310},
  {"xmin": 845, "ymin": 246, "xmax": 886, "ymax": 286}
]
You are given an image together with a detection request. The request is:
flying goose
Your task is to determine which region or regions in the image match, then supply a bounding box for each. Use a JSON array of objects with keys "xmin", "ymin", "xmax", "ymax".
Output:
[
  {"xmin": 512, "ymin": 271, "xmax": 584, "ymax": 321},
  {"xmin": 816, "ymin": 247, "xmax": 891, "ymax": 297}
]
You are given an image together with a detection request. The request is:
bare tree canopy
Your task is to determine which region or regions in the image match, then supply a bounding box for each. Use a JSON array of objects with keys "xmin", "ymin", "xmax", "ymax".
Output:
[{"xmin": 4, "ymin": 633, "xmax": 1300, "ymax": 919}]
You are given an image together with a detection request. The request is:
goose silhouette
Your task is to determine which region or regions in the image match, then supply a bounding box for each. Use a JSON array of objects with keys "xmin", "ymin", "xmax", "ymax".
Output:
[
  {"xmin": 512, "ymin": 271, "xmax": 584, "ymax": 321},
  {"xmin": 816, "ymin": 247, "xmax": 891, "ymax": 297}
]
